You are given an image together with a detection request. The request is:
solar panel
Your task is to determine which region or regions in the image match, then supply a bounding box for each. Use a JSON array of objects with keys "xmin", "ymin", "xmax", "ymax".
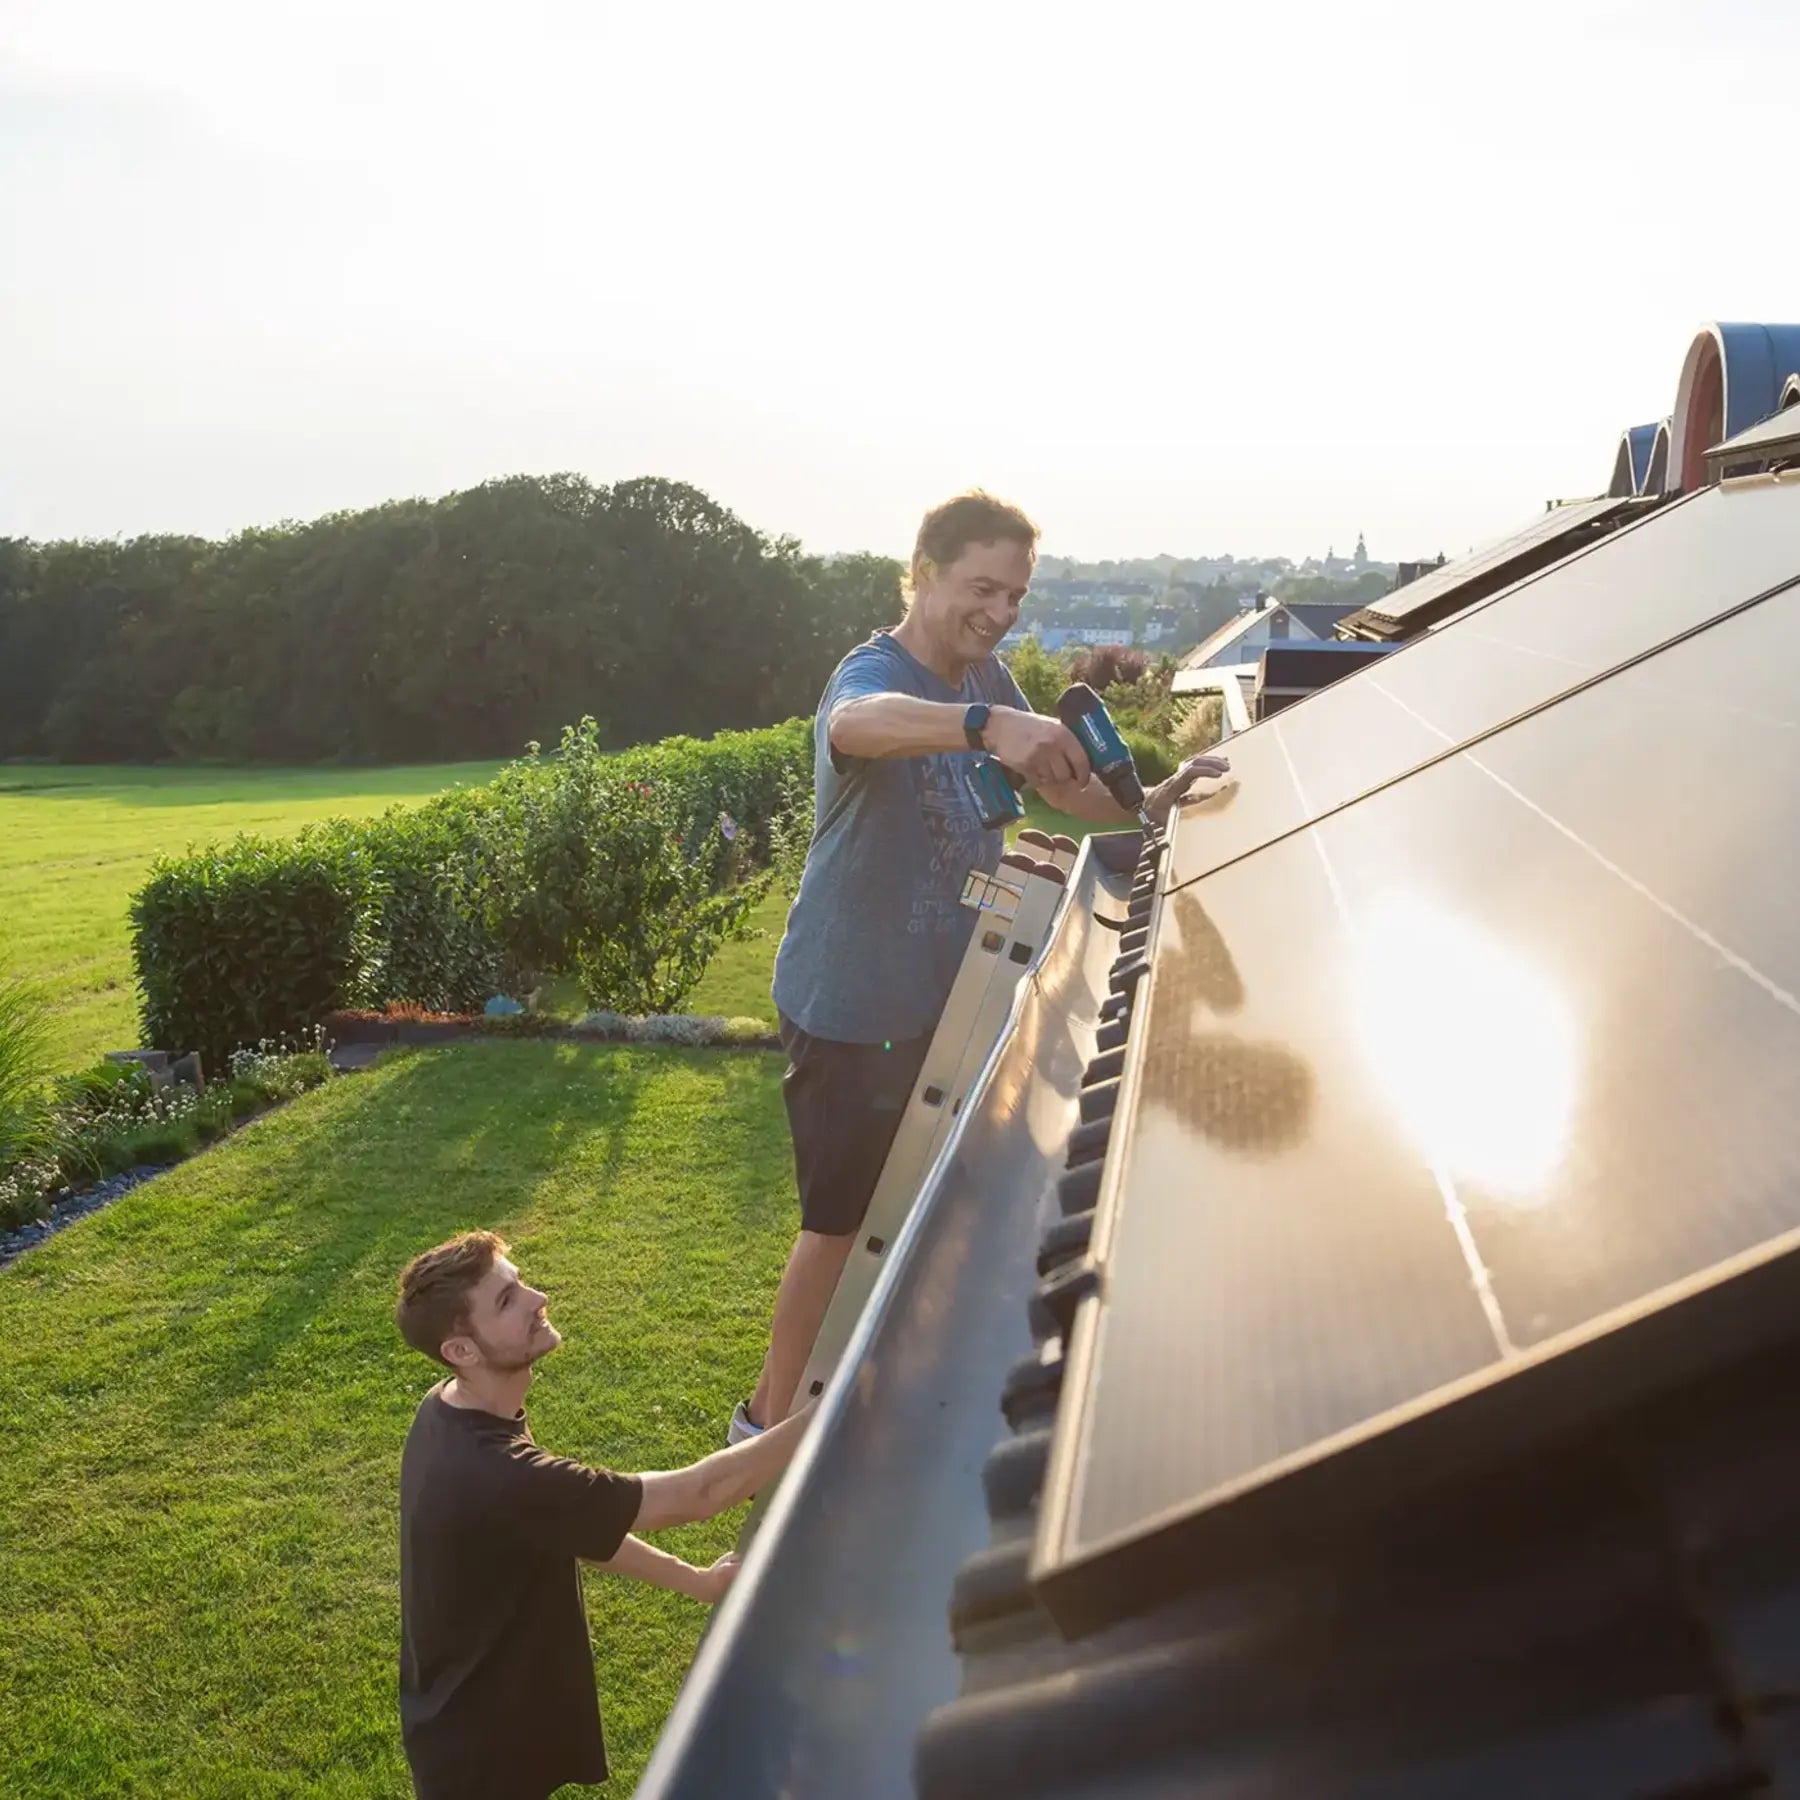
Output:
[
  {"xmin": 1341, "ymin": 494, "xmax": 1642, "ymax": 639},
  {"xmin": 1033, "ymin": 562, "xmax": 1800, "ymax": 1636},
  {"xmin": 1705, "ymin": 404, "xmax": 1800, "ymax": 477},
  {"xmin": 1171, "ymin": 477, "xmax": 1800, "ymax": 893}
]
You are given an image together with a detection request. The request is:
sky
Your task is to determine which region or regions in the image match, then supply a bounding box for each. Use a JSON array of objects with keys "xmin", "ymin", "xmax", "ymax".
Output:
[{"xmin": 3, "ymin": 0, "xmax": 1798, "ymax": 564}]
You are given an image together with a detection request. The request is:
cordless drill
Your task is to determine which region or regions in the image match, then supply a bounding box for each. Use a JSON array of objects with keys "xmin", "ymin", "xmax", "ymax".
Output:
[
  {"xmin": 965, "ymin": 752, "xmax": 1027, "ymax": 830},
  {"xmin": 1056, "ymin": 682, "xmax": 1157, "ymax": 835}
]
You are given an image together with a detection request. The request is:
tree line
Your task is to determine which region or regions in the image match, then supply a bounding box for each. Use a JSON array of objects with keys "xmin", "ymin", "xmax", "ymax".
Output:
[{"xmin": 0, "ymin": 475, "xmax": 904, "ymax": 764}]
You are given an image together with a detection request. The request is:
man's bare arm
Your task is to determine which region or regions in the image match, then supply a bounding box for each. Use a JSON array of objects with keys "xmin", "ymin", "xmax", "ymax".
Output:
[
  {"xmin": 828, "ymin": 694, "xmax": 970, "ymax": 759},
  {"xmin": 632, "ymin": 1405, "xmax": 814, "ymax": 1531},
  {"xmin": 832, "ymin": 696, "xmax": 1089, "ymax": 789},
  {"xmin": 592, "ymin": 1534, "xmax": 738, "ymax": 1604}
]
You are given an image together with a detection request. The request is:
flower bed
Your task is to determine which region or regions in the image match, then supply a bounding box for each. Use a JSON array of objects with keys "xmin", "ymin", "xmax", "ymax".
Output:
[
  {"xmin": 318, "ymin": 1005, "xmax": 780, "ymax": 1050},
  {"xmin": 0, "ymin": 1031, "xmax": 334, "ymax": 1239}
]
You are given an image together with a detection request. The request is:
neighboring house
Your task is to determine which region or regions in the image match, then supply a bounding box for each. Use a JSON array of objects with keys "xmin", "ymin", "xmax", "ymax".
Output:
[
  {"xmin": 1178, "ymin": 595, "xmax": 1339, "ymax": 670},
  {"xmin": 1003, "ymin": 617, "xmax": 1137, "ymax": 652},
  {"xmin": 1282, "ymin": 598, "xmax": 1360, "ymax": 640}
]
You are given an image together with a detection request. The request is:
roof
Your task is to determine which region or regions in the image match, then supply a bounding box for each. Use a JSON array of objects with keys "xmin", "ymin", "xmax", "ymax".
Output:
[
  {"xmin": 1282, "ymin": 599, "xmax": 1360, "ymax": 632},
  {"xmin": 941, "ymin": 467, "xmax": 1800, "ymax": 1796},
  {"xmin": 1181, "ymin": 600, "xmax": 1353, "ymax": 671},
  {"xmin": 1180, "ymin": 607, "xmax": 1268, "ymax": 667}
]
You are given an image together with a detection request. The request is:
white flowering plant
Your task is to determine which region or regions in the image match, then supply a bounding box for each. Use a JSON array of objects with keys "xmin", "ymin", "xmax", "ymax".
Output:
[{"xmin": 1, "ymin": 1029, "xmax": 335, "ymax": 1233}]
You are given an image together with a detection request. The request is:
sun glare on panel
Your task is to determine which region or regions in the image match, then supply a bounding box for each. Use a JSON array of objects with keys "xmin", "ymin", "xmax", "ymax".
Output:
[{"xmin": 1348, "ymin": 891, "xmax": 1579, "ymax": 1201}]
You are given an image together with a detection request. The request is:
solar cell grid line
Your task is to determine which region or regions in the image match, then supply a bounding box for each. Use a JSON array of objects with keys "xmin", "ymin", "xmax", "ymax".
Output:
[
  {"xmin": 1034, "ymin": 574, "xmax": 1800, "ymax": 1635},
  {"xmin": 1164, "ymin": 476, "xmax": 1800, "ymax": 896}
]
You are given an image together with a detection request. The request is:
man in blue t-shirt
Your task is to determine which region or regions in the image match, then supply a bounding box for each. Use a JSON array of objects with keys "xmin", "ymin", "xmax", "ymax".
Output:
[{"xmin": 730, "ymin": 491, "xmax": 1229, "ymax": 1442}]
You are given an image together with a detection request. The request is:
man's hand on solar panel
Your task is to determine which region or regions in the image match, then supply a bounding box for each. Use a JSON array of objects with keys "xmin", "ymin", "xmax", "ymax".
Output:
[{"xmin": 1145, "ymin": 753, "xmax": 1233, "ymax": 827}]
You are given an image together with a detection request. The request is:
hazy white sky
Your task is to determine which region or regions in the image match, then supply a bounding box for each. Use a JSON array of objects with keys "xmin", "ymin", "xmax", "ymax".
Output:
[{"xmin": 3, "ymin": 0, "xmax": 1796, "ymax": 562}]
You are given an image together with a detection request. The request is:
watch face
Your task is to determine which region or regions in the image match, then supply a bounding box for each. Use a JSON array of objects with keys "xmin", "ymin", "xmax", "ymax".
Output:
[{"xmin": 965, "ymin": 704, "xmax": 989, "ymax": 748}]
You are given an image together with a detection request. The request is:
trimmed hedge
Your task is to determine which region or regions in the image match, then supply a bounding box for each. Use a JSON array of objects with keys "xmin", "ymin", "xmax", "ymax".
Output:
[
  {"xmin": 132, "ymin": 833, "xmax": 379, "ymax": 1068},
  {"xmin": 354, "ymin": 791, "xmax": 502, "ymax": 1013},
  {"xmin": 130, "ymin": 717, "xmax": 812, "ymax": 1065}
]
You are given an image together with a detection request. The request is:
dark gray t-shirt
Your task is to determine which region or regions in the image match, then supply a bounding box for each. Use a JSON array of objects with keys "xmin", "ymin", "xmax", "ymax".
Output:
[{"xmin": 771, "ymin": 631, "xmax": 1029, "ymax": 1044}]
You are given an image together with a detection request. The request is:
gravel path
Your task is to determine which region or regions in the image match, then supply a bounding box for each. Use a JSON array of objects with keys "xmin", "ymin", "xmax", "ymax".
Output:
[{"xmin": 0, "ymin": 1166, "xmax": 172, "ymax": 1270}]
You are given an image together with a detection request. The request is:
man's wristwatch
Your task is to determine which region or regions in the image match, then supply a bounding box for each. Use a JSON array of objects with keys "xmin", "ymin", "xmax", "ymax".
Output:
[{"xmin": 963, "ymin": 702, "xmax": 991, "ymax": 752}]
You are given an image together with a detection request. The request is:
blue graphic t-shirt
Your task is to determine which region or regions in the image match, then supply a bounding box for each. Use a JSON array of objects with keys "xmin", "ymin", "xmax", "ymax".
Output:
[{"xmin": 770, "ymin": 631, "xmax": 1030, "ymax": 1044}]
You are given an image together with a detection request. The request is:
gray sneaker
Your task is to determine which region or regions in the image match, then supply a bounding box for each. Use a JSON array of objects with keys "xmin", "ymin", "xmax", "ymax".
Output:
[{"xmin": 727, "ymin": 1400, "xmax": 766, "ymax": 1446}]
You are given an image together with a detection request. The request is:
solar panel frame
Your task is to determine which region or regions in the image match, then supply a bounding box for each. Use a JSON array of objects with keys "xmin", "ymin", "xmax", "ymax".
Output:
[
  {"xmin": 1340, "ymin": 493, "xmax": 1646, "ymax": 639},
  {"xmin": 1705, "ymin": 407, "xmax": 1800, "ymax": 475}
]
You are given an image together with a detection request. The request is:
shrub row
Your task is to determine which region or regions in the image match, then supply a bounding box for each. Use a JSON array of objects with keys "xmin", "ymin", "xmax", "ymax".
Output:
[{"xmin": 130, "ymin": 718, "xmax": 812, "ymax": 1067}]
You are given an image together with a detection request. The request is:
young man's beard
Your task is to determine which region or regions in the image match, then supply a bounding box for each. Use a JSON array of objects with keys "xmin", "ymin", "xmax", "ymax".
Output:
[{"xmin": 471, "ymin": 1326, "xmax": 554, "ymax": 1376}]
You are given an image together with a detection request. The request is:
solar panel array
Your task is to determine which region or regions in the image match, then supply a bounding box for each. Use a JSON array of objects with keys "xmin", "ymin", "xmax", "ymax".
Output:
[{"xmin": 1034, "ymin": 473, "xmax": 1800, "ymax": 1632}]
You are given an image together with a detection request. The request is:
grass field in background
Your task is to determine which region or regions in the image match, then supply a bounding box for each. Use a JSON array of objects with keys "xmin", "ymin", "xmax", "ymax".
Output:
[
  {"xmin": 0, "ymin": 1040, "xmax": 795, "ymax": 1797},
  {"xmin": 0, "ymin": 764, "xmax": 501, "ymax": 1072},
  {"xmin": 0, "ymin": 766, "xmax": 1098, "ymax": 1069}
]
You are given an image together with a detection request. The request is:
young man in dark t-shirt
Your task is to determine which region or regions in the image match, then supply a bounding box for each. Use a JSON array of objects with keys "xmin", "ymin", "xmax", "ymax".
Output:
[{"xmin": 394, "ymin": 1231, "xmax": 810, "ymax": 1799}]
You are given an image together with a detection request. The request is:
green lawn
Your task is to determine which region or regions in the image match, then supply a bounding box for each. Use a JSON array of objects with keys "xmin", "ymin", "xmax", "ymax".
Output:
[
  {"xmin": 0, "ymin": 1039, "xmax": 794, "ymax": 1797},
  {"xmin": 0, "ymin": 764, "xmax": 500, "ymax": 1072}
]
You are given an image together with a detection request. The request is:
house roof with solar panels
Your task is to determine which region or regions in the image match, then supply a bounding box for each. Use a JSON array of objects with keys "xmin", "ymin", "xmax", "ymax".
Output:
[{"xmin": 637, "ymin": 322, "xmax": 1800, "ymax": 1800}]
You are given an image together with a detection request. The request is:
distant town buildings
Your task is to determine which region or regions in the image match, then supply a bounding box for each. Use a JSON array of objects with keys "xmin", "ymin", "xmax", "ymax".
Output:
[{"xmin": 1001, "ymin": 540, "xmax": 1400, "ymax": 655}]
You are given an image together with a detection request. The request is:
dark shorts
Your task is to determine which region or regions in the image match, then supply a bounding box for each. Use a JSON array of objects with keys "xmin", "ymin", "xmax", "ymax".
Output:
[{"xmin": 778, "ymin": 1014, "xmax": 932, "ymax": 1237}]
